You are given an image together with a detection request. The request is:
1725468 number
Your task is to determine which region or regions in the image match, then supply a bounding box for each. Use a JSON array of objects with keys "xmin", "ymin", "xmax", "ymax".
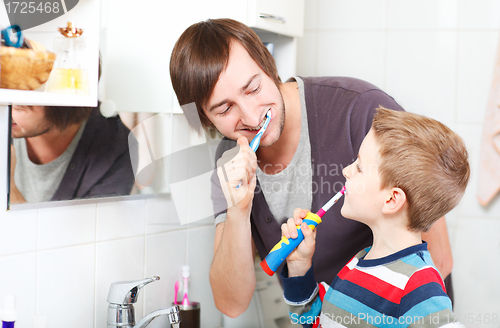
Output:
[{"xmin": 5, "ymin": 1, "xmax": 60, "ymax": 14}]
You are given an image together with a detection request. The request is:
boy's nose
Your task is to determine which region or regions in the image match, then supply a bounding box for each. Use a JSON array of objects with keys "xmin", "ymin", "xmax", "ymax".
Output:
[{"xmin": 342, "ymin": 165, "xmax": 350, "ymax": 179}]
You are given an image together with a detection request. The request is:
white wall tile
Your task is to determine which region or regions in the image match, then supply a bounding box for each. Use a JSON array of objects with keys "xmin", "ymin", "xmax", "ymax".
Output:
[
  {"xmin": 0, "ymin": 209, "xmax": 37, "ymax": 255},
  {"xmin": 37, "ymin": 244, "xmax": 95, "ymax": 328},
  {"xmin": 0, "ymin": 253, "xmax": 36, "ymax": 328},
  {"xmin": 387, "ymin": 0, "xmax": 458, "ymax": 30},
  {"xmin": 304, "ymin": 0, "xmax": 319, "ymax": 30},
  {"xmin": 318, "ymin": 0, "xmax": 386, "ymax": 30},
  {"xmin": 145, "ymin": 196, "xmax": 183, "ymax": 234},
  {"xmin": 96, "ymin": 199, "xmax": 146, "ymax": 241},
  {"xmin": 457, "ymin": 31, "xmax": 498, "ymax": 124},
  {"xmin": 186, "ymin": 226, "xmax": 219, "ymax": 327},
  {"xmin": 317, "ymin": 31, "xmax": 386, "ymax": 88},
  {"xmin": 38, "ymin": 204, "xmax": 96, "ymax": 249},
  {"xmin": 452, "ymin": 217, "xmax": 500, "ymax": 326},
  {"xmin": 386, "ymin": 31, "xmax": 457, "ymax": 124},
  {"xmin": 459, "ymin": 0, "xmax": 500, "ymax": 29},
  {"xmin": 143, "ymin": 231, "xmax": 187, "ymax": 328},
  {"xmin": 297, "ymin": 32, "xmax": 317, "ymax": 76},
  {"xmin": 95, "ymin": 237, "xmax": 145, "ymax": 328}
]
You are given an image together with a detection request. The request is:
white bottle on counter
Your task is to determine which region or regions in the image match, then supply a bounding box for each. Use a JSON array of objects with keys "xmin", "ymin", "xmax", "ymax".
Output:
[{"xmin": 1, "ymin": 295, "xmax": 17, "ymax": 328}]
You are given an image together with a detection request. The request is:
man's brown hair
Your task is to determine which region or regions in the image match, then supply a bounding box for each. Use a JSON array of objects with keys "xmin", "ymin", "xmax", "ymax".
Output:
[
  {"xmin": 44, "ymin": 106, "xmax": 93, "ymax": 130},
  {"xmin": 170, "ymin": 18, "xmax": 281, "ymax": 131},
  {"xmin": 372, "ymin": 107, "xmax": 470, "ymax": 232}
]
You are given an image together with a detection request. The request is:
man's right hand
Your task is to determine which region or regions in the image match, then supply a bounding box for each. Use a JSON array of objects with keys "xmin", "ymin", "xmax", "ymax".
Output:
[
  {"xmin": 216, "ymin": 136, "xmax": 257, "ymax": 217},
  {"xmin": 211, "ymin": 136, "xmax": 259, "ymax": 317}
]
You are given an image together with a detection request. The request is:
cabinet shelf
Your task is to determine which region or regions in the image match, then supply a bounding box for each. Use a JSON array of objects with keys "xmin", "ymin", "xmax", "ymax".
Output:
[
  {"xmin": 0, "ymin": 88, "xmax": 96, "ymax": 106},
  {"xmin": 0, "ymin": 0, "xmax": 100, "ymax": 107}
]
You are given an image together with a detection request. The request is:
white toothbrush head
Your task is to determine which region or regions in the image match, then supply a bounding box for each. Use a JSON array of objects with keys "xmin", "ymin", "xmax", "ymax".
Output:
[{"xmin": 182, "ymin": 265, "xmax": 190, "ymax": 278}]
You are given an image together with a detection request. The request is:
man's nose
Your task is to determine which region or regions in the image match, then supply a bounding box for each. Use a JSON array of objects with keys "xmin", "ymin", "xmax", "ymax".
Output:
[{"xmin": 239, "ymin": 102, "xmax": 260, "ymax": 127}]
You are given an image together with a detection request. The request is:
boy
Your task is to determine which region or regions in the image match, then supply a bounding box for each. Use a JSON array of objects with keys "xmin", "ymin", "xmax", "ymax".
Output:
[{"xmin": 281, "ymin": 107, "xmax": 469, "ymax": 327}]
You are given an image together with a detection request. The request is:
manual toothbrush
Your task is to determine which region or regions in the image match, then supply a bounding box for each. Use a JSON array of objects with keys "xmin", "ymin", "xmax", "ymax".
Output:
[
  {"xmin": 182, "ymin": 265, "xmax": 190, "ymax": 306},
  {"xmin": 236, "ymin": 109, "xmax": 272, "ymax": 189},
  {"xmin": 173, "ymin": 280, "xmax": 179, "ymax": 305}
]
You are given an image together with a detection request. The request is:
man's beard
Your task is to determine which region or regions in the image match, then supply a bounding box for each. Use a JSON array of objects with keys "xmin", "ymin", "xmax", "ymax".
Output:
[
  {"xmin": 274, "ymin": 93, "xmax": 286, "ymax": 143},
  {"xmin": 12, "ymin": 121, "xmax": 52, "ymax": 139}
]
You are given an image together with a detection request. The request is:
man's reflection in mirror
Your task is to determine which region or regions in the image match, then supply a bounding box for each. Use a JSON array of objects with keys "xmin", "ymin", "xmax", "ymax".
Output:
[{"xmin": 10, "ymin": 104, "xmax": 136, "ymax": 204}]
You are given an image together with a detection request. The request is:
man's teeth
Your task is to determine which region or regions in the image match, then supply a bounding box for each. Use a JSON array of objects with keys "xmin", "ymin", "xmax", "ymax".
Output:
[{"xmin": 247, "ymin": 118, "xmax": 265, "ymax": 131}]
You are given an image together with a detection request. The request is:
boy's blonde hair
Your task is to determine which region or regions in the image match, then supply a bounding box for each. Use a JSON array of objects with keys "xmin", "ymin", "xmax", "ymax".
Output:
[{"xmin": 372, "ymin": 107, "xmax": 470, "ymax": 232}]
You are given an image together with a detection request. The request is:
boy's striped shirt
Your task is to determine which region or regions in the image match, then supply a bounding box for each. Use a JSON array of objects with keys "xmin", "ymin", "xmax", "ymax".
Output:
[{"xmin": 282, "ymin": 243, "xmax": 465, "ymax": 328}]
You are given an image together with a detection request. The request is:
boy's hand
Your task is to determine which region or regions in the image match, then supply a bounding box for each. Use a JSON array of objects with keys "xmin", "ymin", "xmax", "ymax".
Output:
[{"xmin": 282, "ymin": 208, "xmax": 316, "ymax": 277}]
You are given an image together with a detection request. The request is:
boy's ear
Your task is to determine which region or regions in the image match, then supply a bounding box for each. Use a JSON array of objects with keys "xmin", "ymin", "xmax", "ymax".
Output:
[{"xmin": 382, "ymin": 187, "xmax": 406, "ymax": 215}]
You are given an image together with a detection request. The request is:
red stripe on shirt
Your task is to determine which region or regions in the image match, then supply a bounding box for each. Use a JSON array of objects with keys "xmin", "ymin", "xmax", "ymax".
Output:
[
  {"xmin": 337, "ymin": 266, "xmax": 404, "ymax": 304},
  {"xmin": 318, "ymin": 283, "xmax": 327, "ymax": 301},
  {"xmin": 403, "ymin": 267, "xmax": 446, "ymax": 296}
]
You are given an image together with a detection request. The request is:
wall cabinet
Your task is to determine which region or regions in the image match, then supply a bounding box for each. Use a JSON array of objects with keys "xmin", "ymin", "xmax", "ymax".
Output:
[
  {"xmin": 101, "ymin": 0, "xmax": 304, "ymax": 114},
  {"xmin": 0, "ymin": 0, "xmax": 101, "ymax": 106},
  {"xmin": 248, "ymin": 0, "xmax": 304, "ymax": 38}
]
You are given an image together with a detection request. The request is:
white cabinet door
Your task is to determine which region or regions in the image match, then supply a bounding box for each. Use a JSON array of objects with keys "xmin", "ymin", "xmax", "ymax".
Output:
[
  {"xmin": 248, "ymin": 0, "xmax": 304, "ymax": 38},
  {"xmin": 0, "ymin": 0, "xmax": 101, "ymax": 106},
  {"xmin": 102, "ymin": 0, "xmax": 247, "ymax": 114}
]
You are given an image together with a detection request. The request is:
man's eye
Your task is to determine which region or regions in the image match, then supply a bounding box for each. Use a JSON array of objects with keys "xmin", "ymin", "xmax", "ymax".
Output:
[
  {"xmin": 249, "ymin": 85, "xmax": 261, "ymax": 94},
  {"xmin": 219, "ymin": 105, "xmax": 231, "ymax": 116}
]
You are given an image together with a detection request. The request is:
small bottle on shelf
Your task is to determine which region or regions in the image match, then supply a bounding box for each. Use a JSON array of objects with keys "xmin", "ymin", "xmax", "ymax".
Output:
[{"xmin": 45, "ymin": 22, "xmax": 89, "ymax": 95}]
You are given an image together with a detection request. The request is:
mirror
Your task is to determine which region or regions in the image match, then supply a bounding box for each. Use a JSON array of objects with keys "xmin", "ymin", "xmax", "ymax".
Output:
[
  {"xmin": 8, "ymin": 107, "xmax": 166, "ymax": 208},
  {"xmin": 8, "ymin": 103, "xmax": 223, "ymax": 209}
]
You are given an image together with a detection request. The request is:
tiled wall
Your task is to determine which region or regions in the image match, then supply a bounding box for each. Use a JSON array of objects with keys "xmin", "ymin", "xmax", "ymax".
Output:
[
  {"xmin": 0, "ymin": 106, "xmax": 222, "ymax": 328},
  {"xmin": 297, "ymin": 0, "xmax": 500, "ymax": 326}
]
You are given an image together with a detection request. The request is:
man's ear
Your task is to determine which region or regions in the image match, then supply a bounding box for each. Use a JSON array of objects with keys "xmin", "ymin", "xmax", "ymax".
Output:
[{"xmin": 382, "ymin": 187, "xmax": 406, "ymax": 215}]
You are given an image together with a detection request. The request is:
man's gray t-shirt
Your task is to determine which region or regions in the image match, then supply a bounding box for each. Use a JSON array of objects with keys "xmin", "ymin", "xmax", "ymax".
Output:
[
  {"xmin": 215, "ymin": 77, "xmax": 312, "ymax": 225},
  {"xmin": 13, "ymin": 121, "xmax": 86, "ymax": 203}
]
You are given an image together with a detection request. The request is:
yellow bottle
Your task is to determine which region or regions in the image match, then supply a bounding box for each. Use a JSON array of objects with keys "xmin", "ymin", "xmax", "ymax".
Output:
[
  {"xmin": 45, "ymin": 68, "xmax": 89, "ymax": 95},
  {"xmin": 45, "ymin": 22, "xmax": 89, "ymax": 95}
]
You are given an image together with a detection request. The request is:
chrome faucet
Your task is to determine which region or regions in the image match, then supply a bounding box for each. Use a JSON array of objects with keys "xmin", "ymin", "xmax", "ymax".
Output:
[{"xmin": 107, "ymin": 276, "xmax": 181, "ymax": 328}]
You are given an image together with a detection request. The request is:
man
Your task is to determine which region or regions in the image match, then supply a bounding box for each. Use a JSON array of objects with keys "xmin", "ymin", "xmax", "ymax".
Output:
[
  {"xmin": 10, "ymin": 104, "xmax": 135, "ymax": 204},
  {"xmin": 170, "ymin": 18, "xmax": 454, "ymax": 317}
]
